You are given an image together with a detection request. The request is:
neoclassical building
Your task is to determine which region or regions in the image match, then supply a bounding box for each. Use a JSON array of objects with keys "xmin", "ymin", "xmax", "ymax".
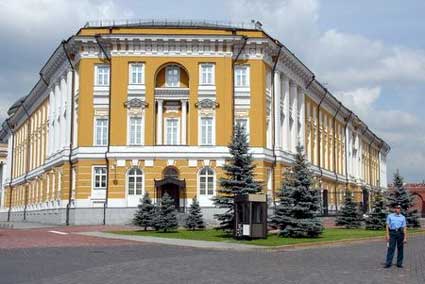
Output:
[{"xmin": 0, "ymin": 20, "xmax": 390, "ymax": 225}]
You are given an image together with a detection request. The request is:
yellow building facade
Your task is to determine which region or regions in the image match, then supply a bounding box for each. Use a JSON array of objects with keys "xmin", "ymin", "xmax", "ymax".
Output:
[{"xmin": 0, "ymin": 20, "xmax": 390, "ymax": 225}]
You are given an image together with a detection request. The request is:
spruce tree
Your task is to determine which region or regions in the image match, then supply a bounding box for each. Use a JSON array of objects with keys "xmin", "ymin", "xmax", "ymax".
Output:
[
  {"xmin": 270, "ymin": 146, "xmax": 323, "ymax": 238},
  {"xmin": 185, "ymin": 197, "xmax": 206, "ymax": 230},
  {"xmin": 365, "ymin": 188, "xmax": 387, "ymax": 230},
  {"xmin": 387, "ymin": 171, "xmax": 420, "ymax": 228},
  {"xmin": 335, "ymin": 190, "xmax": 363, "ymax": 228},
  {"xmin": 213, "ymin": 123, "xmax": 262, "ymax": 232},
  {"xmin": 133, "ymin": 192, "xmax": 156, "ymax": 230},
  {"xmin": 153, "ymin": 192, "xmax": 178, "ymax": 232}
]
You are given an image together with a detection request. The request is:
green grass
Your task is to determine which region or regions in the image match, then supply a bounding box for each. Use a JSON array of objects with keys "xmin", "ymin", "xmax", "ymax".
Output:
[{"xmin": 109, "ymin": 228, "xmax": 425, "ymax": 247}]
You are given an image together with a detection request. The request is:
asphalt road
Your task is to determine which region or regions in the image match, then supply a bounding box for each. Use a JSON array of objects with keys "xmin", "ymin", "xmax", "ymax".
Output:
[{"xmin": 1, "ymin": 228, "xmax": 424, "ymax": 284}]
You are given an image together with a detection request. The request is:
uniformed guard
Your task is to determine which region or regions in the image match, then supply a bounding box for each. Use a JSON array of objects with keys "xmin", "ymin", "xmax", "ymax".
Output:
[{"xmin": 384, "ymin": 204, "xmax": 407, "ymax": 268}]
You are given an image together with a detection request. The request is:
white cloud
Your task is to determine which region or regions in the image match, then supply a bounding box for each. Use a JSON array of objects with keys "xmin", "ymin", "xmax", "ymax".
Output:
[{"xmin": 228, "ymin": 0, "xmax": 425, "ymax": 181}]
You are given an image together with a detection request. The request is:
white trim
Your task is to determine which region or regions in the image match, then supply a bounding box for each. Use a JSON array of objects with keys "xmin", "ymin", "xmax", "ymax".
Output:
[
  {"xmin": 91, "ymin": 165, "xmax": 107, "ymax": 200},
  {"xmin": 234, "ymin": 65, "xmax": 250, "ymax": 87},
  {"xmin": 93, "ymin": 117, "xmax": 108, "ymax": 146},
  {"xmin": 94, "ymin": 64, "xmax": 110, "ymax": 86}
]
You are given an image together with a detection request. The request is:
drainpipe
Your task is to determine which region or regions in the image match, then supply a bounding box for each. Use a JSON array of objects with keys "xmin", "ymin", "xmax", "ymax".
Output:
[
  {"xmin": 231, "ymin": 35, "xmax": 248, "ymax": 135},
  {"xmin": 270, "ymin": 44, "xmax": 281, "ymax": 206},
  {"xmin": 6, "ymin": 119, "xmax": 15, "ymax": 222},
  {"xmin": 344, "ymin": 112, "xmax": 353, "ymax": 191},
  {"xmin": 317, "ymin": 90, "xmax": 328, "ymax": 182},
  {"xmin": 332, "ymin": 102, "xmax": 342, "ymax": 212},
  {"xmin": 95, "ymin": 34, "xmax": 112, "ymax": 225},
  {"xmin": 21, "ymin": 103, "xmax": 31, "ymax": 221},
  {"xmin": 62, "ymin": 40, "xmax": 76, "ymax": 226}
]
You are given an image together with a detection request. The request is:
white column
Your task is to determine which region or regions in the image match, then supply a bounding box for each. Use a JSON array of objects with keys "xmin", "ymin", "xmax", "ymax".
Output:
[
  {"xmin": 181, "ymin": 100, "xmax": 187, "ymax": 145},
  {"xmin": 156, "ymin": 100, "xmax": 163, "ymax": 145},
  {"xmin": 282, "ymin": 76, "xmax": 290, "ymax": 152},
  {"xmin": 273, "ymin": 72, "xmax": 281, "ymax": 150},
  {"xmin": 298, "ymin": 87, "xmax": 305, "ymax": 149},
  {"xmin": 65, "ymin": 70, "xmax": 73, "ymax": 148},
  {"xmin": 290, "ymin": 81, "xmax": 298, "ymax": 153},
  {"xmin": 60, "ymin": 76, "xmax": 67, "ymax": 150}
]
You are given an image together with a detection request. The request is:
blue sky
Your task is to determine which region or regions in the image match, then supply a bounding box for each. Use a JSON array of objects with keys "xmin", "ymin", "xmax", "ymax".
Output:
[{"xmin": 0, "ymin": 0, "xmax": 424, "ymax": 183}]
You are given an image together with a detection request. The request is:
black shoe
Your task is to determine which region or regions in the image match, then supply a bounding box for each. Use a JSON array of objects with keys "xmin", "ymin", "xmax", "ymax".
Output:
[
  {"xmin": 397, "ymin": 265, "xmax": 403, "ymax": 268},
  {"xmin": 384, "ymin": 264, "xmax": 392, "ymax": 268}
]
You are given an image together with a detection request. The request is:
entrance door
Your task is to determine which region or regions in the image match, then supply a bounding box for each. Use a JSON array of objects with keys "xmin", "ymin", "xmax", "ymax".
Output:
[
  {"xmin": 322, "ymin": 190, "xmax": 329, "ymax": 216},
  {"xmin": 161, "ymin": 184, "xmax": 180, "ymax": 209}
]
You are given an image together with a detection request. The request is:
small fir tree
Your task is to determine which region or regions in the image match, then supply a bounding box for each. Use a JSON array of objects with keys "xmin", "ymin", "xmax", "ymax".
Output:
[
  {"xmin": 213, "ymin": 123, "xmax": 262, "ymax": 232},
  {"xmin": 365, "ymin": 188, "xmax": 387, "ymax": 230},
  {"xmin": 185, "ymin": 197, "xmax": 205, "ymax": 230},
  {"xmin": 387, "ymin": 171, "xmax": 420, "ymax": 228},
  {"xmin": 270, "ymin": 146, "xmax": 323, "ymax": 238},
  {"xmin": 335, "ymin": 190, "xmax": 363, "ymax": 228},
  {"xmin": 153, "ymin": 192, "xmax": 178, "ymax": 232},
  {"xmin": 133, "ymin": 192, "xmax": 156, "ymax": 230}
]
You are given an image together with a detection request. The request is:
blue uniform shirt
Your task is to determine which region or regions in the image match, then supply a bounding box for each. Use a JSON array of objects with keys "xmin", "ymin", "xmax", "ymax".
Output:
[{"xmin": 386, "ymin": 213, "xmax": 406, "ymax": 230}]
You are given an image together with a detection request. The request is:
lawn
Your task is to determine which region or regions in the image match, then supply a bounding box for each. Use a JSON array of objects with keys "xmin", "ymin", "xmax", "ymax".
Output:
[{"xmin": 110, "ymin": 228, "xmax": 424, "ymax": 247}]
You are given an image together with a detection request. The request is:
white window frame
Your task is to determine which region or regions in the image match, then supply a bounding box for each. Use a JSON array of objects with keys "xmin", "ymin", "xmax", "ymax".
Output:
[
  {"xmin": 165, "ymin": 118, "xmax": 180, "ymax": 145},
  {"xmin": 95, "ymin": 65, "xmax": 110, "ymax": 86},
  {"xmin": 129, "ymin": 63, "xmax": 145, "ymax": 85},
  {"xmin": 92, "ymin": 166, "xmax": 107, "ymax": 190},
  {"xmin": 128, "ymin": 116, "xmax": 144, "ymax": 146},
  {"xmin": 199, "ymin": 63, "xmax": 215, "ymax": 85},
  {"xmin": 165, "ymin": 65, "xmax": 180, "ymax": 87},
  {"xmin": 126, "ymin": 167, "xmax": 144, "ymax": 196},
  {"xmin": 94, "ymin": 117, "xmax": 108, "ymax": 146},
  {"xmin": 234, "ymin": 65, "xmax": 250, "ymax": 87},
  {"xmin": 235, "ymin": 117, "xmax": 250, "ymax": 142},
  {"xmin": 199, "ymin": 115, "xmax": 215, "ymax": 146},
  {"xmin": 198, "ymin": 167, "xmax": 216, "ymax": 196}
]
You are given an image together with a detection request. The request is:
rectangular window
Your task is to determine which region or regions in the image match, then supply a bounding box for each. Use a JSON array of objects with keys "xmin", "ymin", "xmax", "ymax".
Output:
[
  {"xmin": 234, "ymin": 66, "xmax": 249, "ymax": 87},
  {"xmin": 166, "ymin": 118, "xmax": 178, "ymax": 145},
  {"xmin": 93, "ymin": 167, "xmax": 107, "ymax": 190},
  {"xmin": 95, "ymin": 65, "xmax": 110, "ymax": 86},
  {"xmin": 200, "ymin": 64, "xmax": 214, "ymax": 85},
  {"xmin": 129, "ymin": 63, "xmax": 144, "ymax": 85},
  {"xmin": 95, "ymin": 118, "xmax": 108, "ymax": 146},
  {"xmin": 166, "ymin": 66, "xmax": 180, "ymax": 87},
  {"xmin": 200, "ymin": 117, "xmax": 213, "ymax": 145},
  {"xmin": 236, "ymin": 118, "xmax": 249, "ymax": 134},
  {"xmin": 129, "ymin": 117, "xmax": 143, "ymax": 145}
]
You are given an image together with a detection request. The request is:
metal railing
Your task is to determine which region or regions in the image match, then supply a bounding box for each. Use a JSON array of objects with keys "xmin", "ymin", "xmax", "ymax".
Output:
[{"xmin": 84, "ymin": 19, "xmax": 262, "ymax": 30}]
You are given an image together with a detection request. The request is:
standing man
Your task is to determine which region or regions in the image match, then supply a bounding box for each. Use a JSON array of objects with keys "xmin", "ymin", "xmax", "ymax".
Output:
[{"xmin": 384, "ymin": 204, "xmax": 407, "ymax": 268}]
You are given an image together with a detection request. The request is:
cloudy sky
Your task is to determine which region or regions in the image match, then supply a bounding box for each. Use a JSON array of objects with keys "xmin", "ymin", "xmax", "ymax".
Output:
[{"xmin": 0, "ymin": 0, "xmax": 424, "ymax": 182}]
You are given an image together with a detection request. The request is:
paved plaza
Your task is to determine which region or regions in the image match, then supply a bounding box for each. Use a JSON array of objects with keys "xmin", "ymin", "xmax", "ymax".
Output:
[{"xmin": 1, "ymin": 225, "xmax": 424, "ymax": 284}]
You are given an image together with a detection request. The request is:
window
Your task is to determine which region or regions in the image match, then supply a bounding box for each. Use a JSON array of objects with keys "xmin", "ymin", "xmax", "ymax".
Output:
[
  {"xmin": 166, "ymin": 66, "xmax": 180, "ymax": 87},
  {"xmin": 129, "ymin": 117, "xmax": 143, "ymax": 145},
  {"xmin": 199, "ymin": 167, "xmax": 215, "ymax": 195},
  {"xmin": 234, "ymin": 66, "xmax": 249, "ymax": 87},
  {"xmin": 95, "ymin": 118, "xmax": 108, "ymax": 146},
  {"xmin": 93, "ymin": 167, "xmax": 107, "ymax": 190},
  {"xmin": 129, "ymin": 63, "xmax": 144, "ymax": 84},
  {"xmin": 200, "ymin": 64, "xmax": 214, "ymax": 85},
  {"xmin": 95, "ymin": 65, "xmax": 110, "ymax": 86},
  {"xmin": 235, "ymin": 118, "xmax": 249, "ymax": 140},
  {"xmin": 200, "ymin": 117, "xmax": 213, "ymax": 145},
  {"xmin": 166, "ymin": 118, "xmax": 178, "ymax": 145},
  {"xmin": 127, "ymin": 168, "xmax": 143, "ymax": 195}
]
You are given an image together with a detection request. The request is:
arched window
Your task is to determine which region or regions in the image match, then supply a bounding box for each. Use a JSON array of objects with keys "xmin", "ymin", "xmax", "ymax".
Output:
[
  {"xmin": 198, "ymin": 167, "xmax": 215, "ymax": 196},
  {"xmin": 127, "ymin": 168, "xmax": 143, "ymax": 195}
]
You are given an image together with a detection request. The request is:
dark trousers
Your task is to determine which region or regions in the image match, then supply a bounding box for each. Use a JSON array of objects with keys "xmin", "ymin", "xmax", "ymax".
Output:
[{"xmin": 386, "ymin": 231, "xmax": 404, "ymax": 266}]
